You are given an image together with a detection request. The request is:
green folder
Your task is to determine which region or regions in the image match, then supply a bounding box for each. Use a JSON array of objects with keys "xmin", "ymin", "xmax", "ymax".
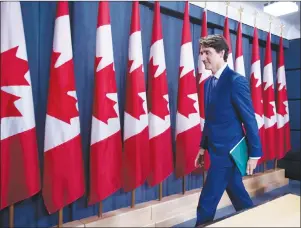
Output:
[{"xmin": 229, "ymin": 136, "xmax": 248, "ymax": 176}]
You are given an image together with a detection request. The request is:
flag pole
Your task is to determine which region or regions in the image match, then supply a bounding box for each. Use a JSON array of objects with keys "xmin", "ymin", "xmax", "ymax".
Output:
[
  {"xmin": 225, "ymin": 1, "xmax": 230, "ymax": 17},
  {"xmin": 98, "ymin": 201, "xmax": 103, "ymax": 217},
  {"xmin": 263, "ymin": 17, "xmax": 274, "ymax": 175},
  {"xmin": 182, "ymin": 176, "xmax": 186, "ymax": 194},
  {"xmin": 131, "ymin": 190, "xmax": 135, "ymax": 208},
  {"xmin": 159, "ymin": 182, "xmax": 163, "ymax": 201},
  {"xmin": 9, "ymin": 204, "xmax": 14, "ymax": 228},
  {"xmin": 57, "ymin": 209, "xmax": 63, "ymax": 228},
  {"xmin": 202, "ymin": 155, "xmax": 206, "ymax": 186},
  {"xmin": 274, "ymin": 24, "xmax": 285, "ymax": 172},
  {"xmin": 253, "ymin": 10, "xmax": 258, "ymax": 28},
  {"xmin": 238, "ymin": 6, "xmax": 243, "ymax": 22},
  {"xmin": 202, "ymin": 171, "xmax": 206, "ymax": 186},
  {"xmin": 253, "ymin": 10, "xmax": 263, "ymax": 175}
]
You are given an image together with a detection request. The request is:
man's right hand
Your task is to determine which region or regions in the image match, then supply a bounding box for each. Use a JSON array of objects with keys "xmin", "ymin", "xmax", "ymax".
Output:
[{"xmin": 195, "ymin": 147, "xmax": 205, "ymax": 168}]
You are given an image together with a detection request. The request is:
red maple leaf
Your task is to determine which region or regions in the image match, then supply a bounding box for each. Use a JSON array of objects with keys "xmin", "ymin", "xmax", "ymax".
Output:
[
  {"xmin": 147, "ymin": 57, "xmax": 169, "ymax": 120},
  {"xmin": 47, "ymin": 52, "xmax": 79, "ymax": 124},
  {"xmin": 125, "ymin": 61, "xmax": 146, "ymax": 120},
  {"xmin": 0, "ymin": 46, "xmax": 29, "ymax": 120},
  {"xmin": 250, "ymin": 73, "xmax": 264, "ymax": 116},
  {"xmin": 276, "ymin": 84, "xmax": 288, "ymax": 116},
  {"xmin": 93, "ymin": 58, "xmax": 118, "ymax": 124},
  {"xmin": 0, "ymin": 90, "xmax": 22, "ymax": 119},
  {"xmin": 177, "ymin": 68, "xmax": 198, "ymax": 118},
  {"xmin": 262, "ymin": 82, "xmax": 276, "ymax": 119}
]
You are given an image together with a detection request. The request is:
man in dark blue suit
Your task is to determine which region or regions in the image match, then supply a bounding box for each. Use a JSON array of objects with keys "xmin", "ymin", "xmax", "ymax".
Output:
[{"xmin": 194, "ymin": 35, "xmax": 262, "ymax": 227}]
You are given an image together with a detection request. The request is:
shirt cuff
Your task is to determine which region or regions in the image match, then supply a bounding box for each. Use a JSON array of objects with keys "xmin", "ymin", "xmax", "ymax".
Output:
[{"xmin": 249, "ymin": 157, "xmax": 261, "ymax": 159}]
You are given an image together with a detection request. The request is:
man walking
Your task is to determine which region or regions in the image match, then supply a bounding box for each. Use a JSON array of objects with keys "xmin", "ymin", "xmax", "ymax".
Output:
[{"xmin": 195, "ymin": 35, "xmax": 262, "ymax": 226}]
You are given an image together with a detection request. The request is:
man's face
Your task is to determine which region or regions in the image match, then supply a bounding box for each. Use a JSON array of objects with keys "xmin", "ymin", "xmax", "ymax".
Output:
[{"xmin": 200, "ymin": 46, "xmax": 224, "ymax": 71}]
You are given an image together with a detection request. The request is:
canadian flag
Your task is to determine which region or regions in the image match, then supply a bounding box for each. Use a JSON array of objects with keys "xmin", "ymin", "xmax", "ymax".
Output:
[
  {"xmin": 147, "ymin": 1, "xmax": 173, "ymax": 187},
  {"xmin": 235, "ymin": 21, "xmax": 245, "ymax": 76},
  {"xmin": 223, "ymin": 16, "xmax": 234, "ymax": 70},
  {"xmin": 250, "ymin": 27, "xmax": 265, "ymax": 163},
  {"xmin": 175, "ymin": 2, "xmax": 201, "ymax": 177},
  {"xmin": 42, "ymin": 2, "xmax": 85, "ymax": 214},
  {"xmin": 0, "ymin": 2, "xmax": 40, "ymax": 210},
  {"xmin": 88, "ymin": 1, "xmax": 122, "ymax": 205},
  {"xmin": 123, "ymin": 1, "xmax": 150, "ymax": 192},
  {"xmin": 262, "ymin": 32, "xmax": 277, "ymax": 161},
  {"xmin": 197, "ymin": 9, "xmax": 211, "ymax": 171},
  {"xmin": 276, "ymin": 36, "xmax": 291, "ymax": 159}
]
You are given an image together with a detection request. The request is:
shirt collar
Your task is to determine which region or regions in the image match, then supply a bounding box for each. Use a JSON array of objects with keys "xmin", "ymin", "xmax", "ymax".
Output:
[{"xmin": 213, "ymin": 63, "xmax": 228, "ymax": 79}]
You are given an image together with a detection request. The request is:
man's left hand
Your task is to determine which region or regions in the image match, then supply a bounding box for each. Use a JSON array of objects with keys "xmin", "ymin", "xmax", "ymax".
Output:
[{"xmin": 246, "ymin": 159, "xmax": 258, "ymax": 175}]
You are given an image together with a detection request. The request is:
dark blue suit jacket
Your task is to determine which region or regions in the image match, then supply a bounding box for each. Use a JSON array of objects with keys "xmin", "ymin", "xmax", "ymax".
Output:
[{"xmin": 200, "ymin": 66, "xmax": 262, "ymax": 167}]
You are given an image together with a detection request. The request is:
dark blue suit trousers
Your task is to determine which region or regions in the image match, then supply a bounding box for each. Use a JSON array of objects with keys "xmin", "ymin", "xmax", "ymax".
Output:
[{"xmin": 195, "ymin": 163, "xmax": 253, "ymax": 225}]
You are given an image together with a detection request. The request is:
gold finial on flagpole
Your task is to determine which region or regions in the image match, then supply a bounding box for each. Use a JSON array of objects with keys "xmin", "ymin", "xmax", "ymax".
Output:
[
  {"xmin": 238, "ymin": 6, "xmax": 244, "ymax": 22},
  {"xmin": 269, "ymin": 15, "xmax": 273, "ymax": 32},
  {"xmin": 280, "ymin": 23, "xmax": 285, "ymax": 37},
  {"xmin": 225, "ymin": 1, "xmax": 230, "ymax": 16},
  {"xmin": 254, "ymin": 10, "xmax": 258, "ymax": 27}
]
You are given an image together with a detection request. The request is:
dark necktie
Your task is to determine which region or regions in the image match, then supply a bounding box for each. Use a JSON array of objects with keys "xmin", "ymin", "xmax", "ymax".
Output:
[
  {"xmin": 208, "ymin": 76, "xmax": 218, "ymax": 105},
  {"xmin": 212, "ymin": 76, "xmax": 218, "ymax": 89}
]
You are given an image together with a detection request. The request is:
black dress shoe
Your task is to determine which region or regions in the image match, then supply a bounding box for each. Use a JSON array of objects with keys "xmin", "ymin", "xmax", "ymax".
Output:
[{"xmin": 195, "ymin": 222, "xmax": 202, "ymax": 227}]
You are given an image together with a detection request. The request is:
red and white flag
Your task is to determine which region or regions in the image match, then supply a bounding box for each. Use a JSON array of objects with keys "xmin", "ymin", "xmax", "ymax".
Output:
[
  {"xmin": 123, "ymin": 2, "xmax": 150, "ymax": 192},
  {"xmin": 175, "ymin": 2, "xmax": 201, "ymax": 177},
  {"xmin": 262, "ymin": 32, "xmax": 277, "ymax": 161},
  {"xmin": 197, "ymin": 9, "xmax": 211, "ymax": 171},
  {"xmin": 276, "ymin": 36, "xmax": 291, "ymax": 159},
  {"xmin": 147, "ymin": 1, "xmax": 173, "ymax": 187},
  {"xmin": 235, "ymin": 21, "xmax": 245, "ymax": 76},
  {"xmin": 42, "ymin": 1, "xmax": 85, "ymax": 214},
  {"xmin": 88, "ymin": 1, "xmax": 122, "ymax": 205},
  {"xmin": 223, "ymin": 16, "xmax": 234, "ymax": 70},
  {"xmin": 250, "ymin": 27, "xmax": 265, "ymax": 163},
  {"xmin": 0, "ymin": 2, "xmax": 40, "ymax": 210}
]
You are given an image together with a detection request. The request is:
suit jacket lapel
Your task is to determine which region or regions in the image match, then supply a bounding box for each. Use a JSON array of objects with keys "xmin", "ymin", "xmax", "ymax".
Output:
[{"xmin": 207, "ymin": 66, "xmax": 231, "ymax": 113}]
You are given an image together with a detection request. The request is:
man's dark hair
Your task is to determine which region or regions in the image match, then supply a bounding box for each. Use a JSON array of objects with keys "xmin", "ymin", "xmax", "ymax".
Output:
[{"xmin": 199, "ymin": 34, "xmax": 229, "ymax": 62}]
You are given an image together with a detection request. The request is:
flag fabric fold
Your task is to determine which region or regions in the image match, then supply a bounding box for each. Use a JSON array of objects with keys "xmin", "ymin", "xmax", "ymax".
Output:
[
  {"xmin": 0, "ymin": 1, "xmax": 41, "ymax": 210},
  {"xmin": 175, "ymin": 2, "xmax": 201, "ymax": 178},
  {"xmin": 197, "ymin": 9, "xmax": 211, "ymax": 171},
  {"xmin": 276, "ymin": 36, "xmax": 291, "ymax": 159},
  {"xmin": 122, "ymin": 1, "xmax": 150, "ymax": 192},
  {"xmin": 147, "ymin": 1, "xmax": 173, "ymax": 187},
  {"xmin": 235, "ymin": 21, "xmax": 245, "ymax": 76},
  {"xmin": 88, "ymin": 1, "xmax": 122, "ymax": 205},
  {"xmin": 223, "ymin": 16, "xmax": 234, "ymax": 70},
  {"xmin": 250, "ymin": 27, "xmax": 265, "ymax": 163},
  {"xmin": 262, "ymin": 32, "xmax": 277, "ymax": 161},
  {"xmin": 42, "ymin": 1, "xmax": 85, "ymax": 214}
]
